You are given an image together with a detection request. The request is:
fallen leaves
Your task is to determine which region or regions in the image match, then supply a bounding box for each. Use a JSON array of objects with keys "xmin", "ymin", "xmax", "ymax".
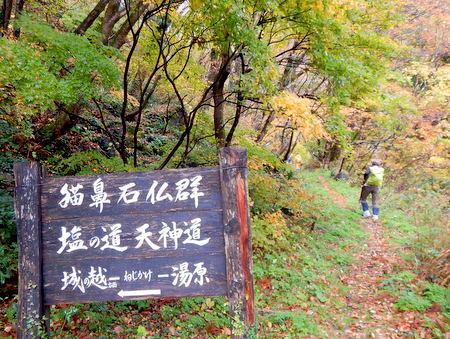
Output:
[
  {"xmin": 257, "ymin": 277, "xmax": 273, "ymax": 292},
  {"xmin": 318, "ymin": 179, "xmax": 442, "ymax": 337}
]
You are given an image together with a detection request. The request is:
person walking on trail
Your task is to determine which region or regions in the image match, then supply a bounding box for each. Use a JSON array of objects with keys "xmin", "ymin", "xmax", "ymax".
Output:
[{"xmin": 360, "ymin": 160, "xmax": 384, "ymax": 220}]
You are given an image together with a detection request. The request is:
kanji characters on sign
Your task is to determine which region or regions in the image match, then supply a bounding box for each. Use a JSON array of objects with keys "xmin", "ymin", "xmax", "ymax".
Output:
[{"xmin": 57, "ymin": 176, "xmax": 206, "ymax": 212}]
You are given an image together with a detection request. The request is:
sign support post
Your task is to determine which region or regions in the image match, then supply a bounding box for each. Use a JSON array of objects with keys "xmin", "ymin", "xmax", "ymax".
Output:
[
  {"xmin": 14, "ymin": 162, "xmax": 49, "ymax": 338},
  {"xmin": 219, "ymin": 147, "xmax": 255, "ymax": 338}
]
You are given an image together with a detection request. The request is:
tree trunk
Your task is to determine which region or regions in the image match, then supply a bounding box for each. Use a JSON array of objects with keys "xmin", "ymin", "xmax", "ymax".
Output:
[
  {"xmin": 112, "ymin": 0, "xmax": 148, "ymax": 49},
  {"xmin": 158, "ymin": 130, "xmax": 188, "ymax": 170},
  {"xmin": 1, "ymin": 0, "xmax": 13, "ymax": 35},
  {"xmin": 280, "ymin": 52, "xmax": 296, "ymax": 89},
  {"xmin": 283, "ymin": 130, "xmax": 295, "ymax": 162},
  {"xmin": 34, "ymin": 105, "xmax": 81, "ymax": 147},
  {"xmin": 278, "ymin": 122, "xmax": 290, "ymax": 155},
  {"xmin": 256, "ymin": 110, "xmax": 275, "ymax": 143},
  {"xmin": 225, "ymin": 90, "xmax": 243, "ymax": 147},
  {"xmin": 225, "ymin": 53, "xmax": 246, "ymax": 147},
  {"xmin": 328, "ymin": 143, "xmax": 341, "ymax": 163},
  {"xmin": 336, "ymin": 157, "xmax": 346, "ymax": 176},
  {"xmin": 74, "ymin": 0, "xmax": 110, "ymax": 35},
  {"xmin": 212, "ymin": 55, "xmax": 230, "ymax": 147},
  {"xmin": 12, "ymin": 0, "xmax": 25, "ymax": 38},
  {"xmin": 101, "ymin": 0, "xmax": 122, "ymax": 45}
]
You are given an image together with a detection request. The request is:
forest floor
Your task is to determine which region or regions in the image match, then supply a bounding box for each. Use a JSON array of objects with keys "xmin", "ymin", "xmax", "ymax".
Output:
[
  {"xmin": 318, "ymin": 176, "xmax": 446, "ymax": 338},
  {"xmin": 0, "ymin": 171, "xmax": 447, "ymax": 338}
]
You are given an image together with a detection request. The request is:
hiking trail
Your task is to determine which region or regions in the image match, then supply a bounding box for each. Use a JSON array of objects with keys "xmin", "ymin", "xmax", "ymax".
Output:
[{"xmin": 318, "ymin": 176, "xmax": 432, "ymax": 338}]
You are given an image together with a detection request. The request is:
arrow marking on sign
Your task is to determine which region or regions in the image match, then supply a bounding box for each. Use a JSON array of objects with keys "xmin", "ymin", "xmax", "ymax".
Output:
[{"xmin": 118, "ymin": 289, "xmax": 161, "ymax": 298}]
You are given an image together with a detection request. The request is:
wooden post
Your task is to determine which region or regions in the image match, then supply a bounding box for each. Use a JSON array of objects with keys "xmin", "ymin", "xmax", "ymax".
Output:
[
  {"xmin": 219, "ymin": 147, "xmax": 255, "ymax": 338},
  {"xmin": 14, "ymin": 162, "xmax": 48, "ymax": 338}
]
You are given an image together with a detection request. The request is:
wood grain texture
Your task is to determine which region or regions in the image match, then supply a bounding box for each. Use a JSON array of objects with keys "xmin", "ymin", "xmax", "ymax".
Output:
[
  {"xmin": 41, "ymin": 166, "xmax": 221, "ymax": 221},
  {"xmin": 42, "ymin": 210, "xmax": 225, "ymax": 261},
  {"xmin": 219, "ymin": 147, "xmax": 255, "ymax": 338},
  {"xmin": 14, "ymin": 162, "xmax": 46, "ymax": 338},
  {"xmin": 43, "ymin": 254, "xmax": 227, "ymax": 305},
  {"xmin": 37, "ymin": 166, "xmax": 230, "ymax": 305}
]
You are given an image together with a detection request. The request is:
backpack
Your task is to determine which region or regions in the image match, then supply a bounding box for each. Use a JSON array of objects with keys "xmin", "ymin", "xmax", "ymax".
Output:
[{"xmin": 367, "ymin": 166, "xmax": 384, "ymax": 187}]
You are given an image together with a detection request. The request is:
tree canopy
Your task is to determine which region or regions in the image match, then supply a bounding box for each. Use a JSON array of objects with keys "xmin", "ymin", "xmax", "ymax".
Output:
[{"xmin": 0, "ymin": 0, "xmax": 448, "ymax": 336}]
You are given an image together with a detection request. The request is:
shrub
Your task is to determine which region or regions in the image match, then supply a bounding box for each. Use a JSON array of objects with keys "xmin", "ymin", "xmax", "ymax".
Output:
[
  {"xmin": 54, "ymin": 150, "xmax": 137, "ymax": 175},
  {"xmin": 0, "ymin": 189, "xmax": 17, "ymax": 285},
  {"xmin": 395, "ymin": 291, "xmax": 431, "ymax": 311},
  {"xmin": 422, "ymin": 282, "xmax": 450, "ymax": 312}
]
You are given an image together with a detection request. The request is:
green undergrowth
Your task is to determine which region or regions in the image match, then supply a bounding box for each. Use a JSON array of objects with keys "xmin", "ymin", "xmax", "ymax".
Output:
[
  {"xmin": 2, "ymin": 149, "xmax": 370, "ymax": 337},
  {"xmin": 309, "ymin": 171, "xmax": 450, "ymax": 336},
  {"xmin": 1, "ymin": 147, "xmax": 448, "ymax": 337},
  {"xmin": 378, "ymin": 187, "xmax": 449, "ymax": 334},
  {"xmin": 268, "ymin": 170, "xmax": 449, "ymax": 336},
  {"xmin": 253, "ymin": 169, "xmax": 366, "ymax": 336},
  {"xmin": 380, "ymin": 272, "xmax": 450, "ymax": 335},
  {"xmin": 46, "ymin": 297, "xmax": 232, "ymax": 338},
  {"xmin": 381, "ymin": 190, "xmax": 448, "ymax": 272}
]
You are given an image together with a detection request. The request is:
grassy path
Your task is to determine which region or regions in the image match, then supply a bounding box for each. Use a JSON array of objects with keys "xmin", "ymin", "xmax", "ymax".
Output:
[
  {"xmin": 318, "ymin": 176, "xmax": 347, "ymax": 209},
  {"xmin": 318, "ymin": 175, "xmax": 442, "ymax": 338},
  {"xmin": 342, "ymin": 218, "xmax": 402, "ymax": 337}
]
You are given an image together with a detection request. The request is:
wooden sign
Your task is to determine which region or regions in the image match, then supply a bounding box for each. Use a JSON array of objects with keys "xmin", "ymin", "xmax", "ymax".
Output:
[
  {"xmin": 14, "ymin": 147, "xmax": 254, "ymax": 338},
  {"xmin": 41, "ymin": 165, "xmax": 226, "ymax": 304}
]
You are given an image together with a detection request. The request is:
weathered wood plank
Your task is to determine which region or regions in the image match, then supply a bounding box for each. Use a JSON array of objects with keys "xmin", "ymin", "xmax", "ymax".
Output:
[
  {"xmin": 40, "ymin": 166, "xmax": 221, "ymax": 221},
  {"xmin": 14, "ymin": 162, "xmax": 46, "ymax": 338},
  {"xmin": 219, "ymin": 147, "xmax": 255, "ymax": 338},
  {"xmin": 42, "ymin": 210, "xmax": 225, "ymax": 261},
  {"xmin": 43, "ymin": 254, "xmax": 227, "ymax": 304}
]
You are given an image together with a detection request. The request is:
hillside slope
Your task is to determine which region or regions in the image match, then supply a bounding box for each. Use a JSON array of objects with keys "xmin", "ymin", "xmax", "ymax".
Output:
[{"xmin": 1, "ymin": 167, "xmax": 447, "ymax": 338}]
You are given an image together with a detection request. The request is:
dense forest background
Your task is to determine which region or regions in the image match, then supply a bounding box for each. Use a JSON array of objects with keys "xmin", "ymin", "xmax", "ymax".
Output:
[{"xmin": 0, "ymin": 0, "xmax": 448, "ymax": 337}]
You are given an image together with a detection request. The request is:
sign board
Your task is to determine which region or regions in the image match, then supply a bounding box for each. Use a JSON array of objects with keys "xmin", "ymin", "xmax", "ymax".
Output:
[
  {"xmin": 14, "ymin": 147, "xmax": 254, "ymax": 338},
  {"xmin": 42, "ymin": 166, "xmax": 226, "ymax": 304}
]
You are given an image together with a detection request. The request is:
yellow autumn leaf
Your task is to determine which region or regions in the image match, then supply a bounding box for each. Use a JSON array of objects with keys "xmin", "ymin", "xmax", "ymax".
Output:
[
  {"xmin": 109, "ymin": 90, "xmax": 140, "ymax": 107},
  {"xmin": 270, "ymin": 91, "xmax": 328, "ymax": 141}
]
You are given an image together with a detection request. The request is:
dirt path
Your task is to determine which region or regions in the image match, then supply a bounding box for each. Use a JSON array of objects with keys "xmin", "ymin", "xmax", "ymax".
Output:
[
  {"xmin": 341, "ymin": 218, "xmax": 408, "ymax": 338},
  {"xmin": 318, "ymin": 176, "xmax": 347, "ymax": 209},
  {"xmin": 318, "ymin": 176, "xmax": 430, "ymax": 338}
]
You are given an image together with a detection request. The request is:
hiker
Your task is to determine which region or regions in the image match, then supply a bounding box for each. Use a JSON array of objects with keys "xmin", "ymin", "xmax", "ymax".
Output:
[{"xmin": 360, "ymin": 160, "xmax": 384, "ymax": 220}]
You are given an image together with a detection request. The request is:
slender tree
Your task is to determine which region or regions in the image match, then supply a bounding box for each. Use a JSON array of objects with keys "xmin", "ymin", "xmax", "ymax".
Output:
[{"xmin": 74, "ymin": 0, "xmax": 110, "ymax": 35}]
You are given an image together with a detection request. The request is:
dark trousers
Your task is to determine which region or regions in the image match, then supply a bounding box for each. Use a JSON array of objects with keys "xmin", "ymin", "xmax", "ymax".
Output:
[{"xmin": 359, "ymin": 185, "xmax": 380, "ymax": 208}]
